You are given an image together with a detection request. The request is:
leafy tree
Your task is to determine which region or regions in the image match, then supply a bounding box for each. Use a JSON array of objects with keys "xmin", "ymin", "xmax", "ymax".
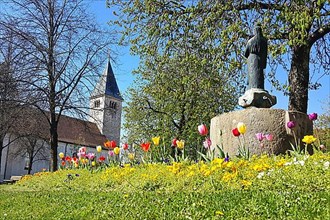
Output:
[
  {"xmin": 119, "ymin": 9, "xmax": 240, "ymax": 152},
  {"xmin": 0, "ymin": 0, "xmax": 113, "ymax": 171},
  {"xmin": 314, "ymin": 97, "xmax": 330, "ymax": 148},
  {"xmin": 109, "ymin": 0, "xmax": 329, "ymax": 114},
  {"xmin": 123, "ymin": 52, "xmax": 238, "ymax": 149}
]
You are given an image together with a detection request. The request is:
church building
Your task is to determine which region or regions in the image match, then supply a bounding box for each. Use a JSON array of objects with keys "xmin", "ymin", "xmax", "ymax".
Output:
[{"xmin": 0, "ymin": 60, "xmax": 123, "ymax": 181}]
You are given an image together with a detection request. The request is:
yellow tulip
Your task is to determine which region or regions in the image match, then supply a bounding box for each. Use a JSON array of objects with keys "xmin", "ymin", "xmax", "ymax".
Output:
[
  {"xmin": 128, "ymin": 153, "xmax": 135, "ymax": 161},
  {"xmin": 59, "ymin": 152, "xmax": 64, "ymax": 159},
  {"xmin": 302, "ymin": 135, "xmax": 317, "ymax": 144},
  {"xmin": 92, "ymin": 161, "xmax": 96, "ymax": 167},
  {"xmin": 96, "ymin": 145, "xmax": 102, "ymax": 153},
  {"xmin": 114, "ymin": 147, "xmax": 120, "ymax": 155},
  {"xmin": 237, "ymin": 122, "xmax": 247, "ymax": 134},
  {"xmin": 152, "ymin": 136, "xmax": 160, "ymax": 146},
  {"xmin": 176, "ymin": 140, "xmax": 185, "ymax": 149},
  {"xmin": 74, "ymin": 162, "xmax": 79, "ymax": 168}
]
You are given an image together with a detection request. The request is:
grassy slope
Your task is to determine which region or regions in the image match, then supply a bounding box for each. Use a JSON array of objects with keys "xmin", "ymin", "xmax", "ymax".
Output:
[{"xmin": 0, "ymin": 154, "xmax": 329, "ymax": 220}]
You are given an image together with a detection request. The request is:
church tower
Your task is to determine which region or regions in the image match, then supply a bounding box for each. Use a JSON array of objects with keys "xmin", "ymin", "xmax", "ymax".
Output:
[{"xmin": 89, "ymin": 59, "xmax": 123, "ymax": 144}]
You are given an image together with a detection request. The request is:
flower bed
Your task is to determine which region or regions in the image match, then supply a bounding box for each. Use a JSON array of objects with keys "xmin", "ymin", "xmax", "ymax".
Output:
[{"xmin": 1, "ymin": 153, "xmax": 329, "ymax": 219}]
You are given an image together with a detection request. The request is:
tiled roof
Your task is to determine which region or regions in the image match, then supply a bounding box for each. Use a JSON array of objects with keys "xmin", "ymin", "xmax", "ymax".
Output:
[{"xmin": 11, "ymin": 107, "xmax": 106, "ymax": 147}]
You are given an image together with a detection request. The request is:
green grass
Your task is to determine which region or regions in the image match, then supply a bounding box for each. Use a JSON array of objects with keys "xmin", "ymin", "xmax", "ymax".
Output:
[{"xmin": 0, "ymin": 154, "xmax": 329, "ymax": 219}]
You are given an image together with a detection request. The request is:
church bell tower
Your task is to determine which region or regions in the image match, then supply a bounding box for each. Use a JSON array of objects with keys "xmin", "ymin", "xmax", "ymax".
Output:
[{"xmin": 89, "ymin": 59, "xmax": 123, "ymax": 144}]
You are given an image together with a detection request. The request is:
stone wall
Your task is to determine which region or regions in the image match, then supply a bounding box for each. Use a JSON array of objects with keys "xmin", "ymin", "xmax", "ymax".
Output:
[{"xmin": 210, "ymin": 108, "xmax": 313, "ymax": 157}]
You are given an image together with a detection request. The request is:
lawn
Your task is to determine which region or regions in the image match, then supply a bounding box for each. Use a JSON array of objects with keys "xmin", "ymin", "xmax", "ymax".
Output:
[{"xmin": 1, "ymin": 153, "xmax": 329, "ymax": 220}]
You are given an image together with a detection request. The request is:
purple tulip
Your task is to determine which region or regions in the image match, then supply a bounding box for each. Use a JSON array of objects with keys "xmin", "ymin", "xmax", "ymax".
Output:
[
  {"xmin": 308, "ymin": 113, "xmax": 318, "ymax": 121},
  {"xmin": 224, "ymin": 154, "xmax": 230, "ymax": 162},
  {"xmin": 287, "ymin": 121, "xmax": 296, "ymax": 129}
]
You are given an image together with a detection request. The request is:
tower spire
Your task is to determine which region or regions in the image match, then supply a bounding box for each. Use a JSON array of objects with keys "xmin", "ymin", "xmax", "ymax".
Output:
[{"xmin": 90, "ymin": 59, "xmax": 123, "ymax": 101}]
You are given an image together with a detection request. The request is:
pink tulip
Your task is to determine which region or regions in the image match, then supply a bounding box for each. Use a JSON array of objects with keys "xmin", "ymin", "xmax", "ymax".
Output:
[
  {"xmin": 79, "ymin": 147, "xmax": 86, "ymax": 153},
  {"xmin": 203, "ymin": 138, "xmax": 212, "ymax": 149},
  {"xmin": 77, "ymin": 151, "xmax": 86, "ymax": 159},
  {"xmin": 86, "ymin": 153, "xmax": 95, "ymax": 160},
  {"xmin": 255, "ymin": 133, "xmax": 264, "ymax": 141},
  {"xmin": 198, "ymin": 124, "xmax": 208, "ymax": 136},
  {"xmin": 265, "ymin": 134, "xmax": 273, "ymax": 141},
  {"xmin": 108, "ymin": 150, "xmax": 115, "ymax": 157}
]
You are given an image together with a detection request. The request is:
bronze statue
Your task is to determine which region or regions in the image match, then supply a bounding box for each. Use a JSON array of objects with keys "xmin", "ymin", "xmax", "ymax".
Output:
[{"xmin": 244, "ymin": 24, "xmax": 267, "ymax": 90}]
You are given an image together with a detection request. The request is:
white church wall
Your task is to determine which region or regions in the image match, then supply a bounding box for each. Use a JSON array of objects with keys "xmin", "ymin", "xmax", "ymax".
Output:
[{"xmin": 1, "ymin": 135, "xmax": 107, "ymax": 181}]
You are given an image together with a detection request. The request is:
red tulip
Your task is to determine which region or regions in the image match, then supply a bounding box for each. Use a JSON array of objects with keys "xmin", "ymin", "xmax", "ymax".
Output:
[
  {"xmin": 232, "ymin": 128, "xmax": 240, "ymax": 137},
  {"xmin": 72, "ymin": 157, "xmax": 78, "ymax": 163},
  {"xmin": 99, "ymin": 155, "xmax": 106, "ymax": 162},
  {"xmin": 198, "ymin": 124, "xmax": 208, "ymax": 136},
  {"xmin": 104, "ymin": 140, "xmax": 116, "ymax": 149},
  {"xmin": 172, "ymin": 138, "xmax": 177, "ymax": 147},
  {"xmin": 122, "ymin": 143, "xmax": 129, "ymax": 150},
  {"xmin": 141, "ymin": 142, "xmax": 151, "ymax": 152}
]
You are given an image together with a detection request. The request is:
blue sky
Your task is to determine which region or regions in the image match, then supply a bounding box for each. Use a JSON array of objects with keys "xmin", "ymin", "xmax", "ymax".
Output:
[{"xmin": 88, "ymin": 1, "xmax": 329, "ymax": 115}]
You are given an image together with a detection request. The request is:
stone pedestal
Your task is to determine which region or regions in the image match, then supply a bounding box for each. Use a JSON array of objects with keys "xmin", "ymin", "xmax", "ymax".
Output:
[{"xmin": 210, "ymin": 108, "xmax": 313, "ymax": 157}]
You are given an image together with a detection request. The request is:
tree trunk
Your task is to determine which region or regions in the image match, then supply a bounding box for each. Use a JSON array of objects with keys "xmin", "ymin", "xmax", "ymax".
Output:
[
  {"xmin": 50, "ymin": 113, "xmax": 58, "ymax": 172},
  {"xmin": 27, "ymin": 153, "xmax": 33, "ymax": 174},
  {"xmin": 0, "ymin": 136, "xmax": 3, "ymax": 179},
  {"xmin": 288, "ymin": 45, "xmax": 311, "ymax": 113}
]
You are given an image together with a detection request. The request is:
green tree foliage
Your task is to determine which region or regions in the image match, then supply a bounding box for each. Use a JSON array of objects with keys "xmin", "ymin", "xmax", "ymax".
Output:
[
  {"xmin": 109, "ymin": 0, "xmax": 329, "ymax": 117},
  {"xmin": 115, "ymin": 1, "xmax": 241, "ymax": 151},
  {"xmin": 124, "ymin": 53, "xmax": 238, "ymax": 146},
  {"xmin": 314, "ymin": 97, "xmax": 330, "ymax": 148}
]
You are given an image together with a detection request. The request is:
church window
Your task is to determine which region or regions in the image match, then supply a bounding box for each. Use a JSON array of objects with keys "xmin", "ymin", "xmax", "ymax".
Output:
[
  {"xmin": 94, "ymin": 100, "xmax": 100, "ymax": 108},
  {"xmin": 109, "ymin": 101, "xmax": 117, "ymax": 109}
]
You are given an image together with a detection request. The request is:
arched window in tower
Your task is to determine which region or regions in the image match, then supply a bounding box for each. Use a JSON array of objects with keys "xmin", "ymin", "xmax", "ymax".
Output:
[
  {"xmin": 94, "ymin": 100, "xmax": 100, "ymax": 108},
  {"xmin": 108, "ymin": 101, "xmax": 117, "ymax": 110}
]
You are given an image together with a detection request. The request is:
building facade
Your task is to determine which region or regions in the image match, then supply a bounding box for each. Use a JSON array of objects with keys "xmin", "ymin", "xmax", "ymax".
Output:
[{"xmin": 0, "ymin": 60, "xmax": 123, "ymax": 181}]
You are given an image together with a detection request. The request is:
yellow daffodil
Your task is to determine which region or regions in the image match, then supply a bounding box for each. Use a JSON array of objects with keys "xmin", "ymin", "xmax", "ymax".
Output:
[
  {"xmin": 96, "ymin": 145, "xmax": 102, "ymax": 153},
  {"xmin": 241, "ymin": 180, "xmax": 252, "ymax": 188},
  {"xmin": 302, "ymin": 135, "xmax": 317, "ymax": 144},
  {"xmin": 59, "ymin": 152, "xmax": 64, "ymax": 159},
  {"xmin": 237, "ymin": 122, "xmax": 247, "ymax": 134},
  {"xmin": 215, "ymin": 211, "xmax": 224, "ymax": 216},
  {"xmin": 152, "ymin": 136, "xmax": 160, "ymax": 146},
  {"xmin": 114, "ymin": 147, "xmax": 120, "ymax": 155},
  {"xmin": 176, "ymin": 140, "xmax": 185, "ymax": 149}
]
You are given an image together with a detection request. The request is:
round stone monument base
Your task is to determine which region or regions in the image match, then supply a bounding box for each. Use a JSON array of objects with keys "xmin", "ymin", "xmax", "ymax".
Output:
[{"xmin": 210, "ymin": 108, "xmax": 313, "ymax": 157}]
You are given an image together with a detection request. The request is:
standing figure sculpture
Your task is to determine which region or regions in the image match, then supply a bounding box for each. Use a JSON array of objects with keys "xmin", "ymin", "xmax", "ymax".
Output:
[
  {"xmin": 244, "ymin": 24, "xmax": 267, "ymax": 90},
  {"xmin": 239, "ymin": 24, "xmax": 276, "ymax": 108}
]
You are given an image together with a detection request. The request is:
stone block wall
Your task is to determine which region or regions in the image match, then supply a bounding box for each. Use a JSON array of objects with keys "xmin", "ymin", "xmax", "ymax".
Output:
[{"xmin": 210, "ymin": 108, "xmax": 313, "ymax": 157}]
